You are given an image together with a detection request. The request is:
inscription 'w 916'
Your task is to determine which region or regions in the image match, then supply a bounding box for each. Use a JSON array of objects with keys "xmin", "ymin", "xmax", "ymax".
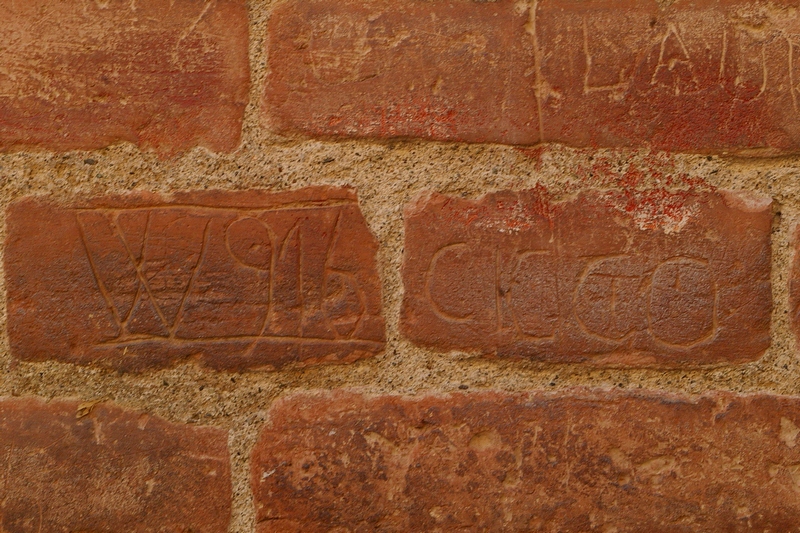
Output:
[
  {"xmin": 5, "ymin": 188, "xmax": 385, "ymax": 371},
  {"xmin": 401, "ymin": 189, "xmax": 772, "ymax": 366}
]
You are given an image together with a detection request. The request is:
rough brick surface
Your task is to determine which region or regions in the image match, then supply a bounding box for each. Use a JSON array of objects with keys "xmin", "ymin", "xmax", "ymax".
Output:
[
  {"xmin": 0, "ymin": 397, "xmax": 230, "ymax": 533},
  {"xmin": 265, "ymin": 0, "xmax": 800, "ymax": 153},
  {"xmin": 264, "ymin": 0, "xmax": 536, "ymax": 144},
  {"xmin": 5, "ymin": 188, "xmax": 385, "ymax": 371},
  {"xmin": 401, "ymin": 189, "xmax": 772, "ymax": 366},
  {"xmin": 0, "ymin": 0, "xmax": 249, "ymax": 155},
  {"xmin": 536, "ymin": 0, "xmax": 800, "ymax": 153},
  {"xmin": 253, "ymin": 389, "xmax": 800, "ymax": 532}
]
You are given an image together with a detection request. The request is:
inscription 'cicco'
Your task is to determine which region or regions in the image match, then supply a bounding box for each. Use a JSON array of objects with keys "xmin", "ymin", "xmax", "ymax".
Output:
[{"xmin": 425, "ymin": 245, "xmax": 718, "ymax": 348}]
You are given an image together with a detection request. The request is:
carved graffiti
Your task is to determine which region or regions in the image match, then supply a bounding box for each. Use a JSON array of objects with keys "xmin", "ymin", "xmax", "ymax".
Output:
[
  {"xmin": 267, "ymin": 0, "xmax": 800, "ymax": 152},
  {"xmin": 401, "ymin": 189, "xmax": 772, "ymax": 366},
  {"xmin": 76, "ymin": 206, "xmax": 369, "ymax": 345},
  {"xmin": 424, "ymin": 245, "xmax": 718, "ymax": 348},
  {"xmin": 534, "ymin": 0, "xmax": 800, "ymax": 151},
  {"xmin": 574, "ymin": 11, "xmax": 787, "ymax": 99},
  {"xmin": 5, "ymin": 189, "xmax": 385, "ymax": 371}
]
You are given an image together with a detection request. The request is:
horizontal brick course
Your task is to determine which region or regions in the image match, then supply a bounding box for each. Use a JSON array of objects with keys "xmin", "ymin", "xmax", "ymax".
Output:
[
  {"xmin": 0, "ymin": 397, "xmax": 230, "ymax": 533},
  {"xmin": 0, "ymin": 0, "xmax": 249, "ymax": 155},
  {"xmin": 401, "ymin": 189, "xmax": 772, "ymax": 366},
  {"xmin": 4, "ymin": 188, "xmax": 385, "ymax": 371},
  {"xmin": 252, "ymin": 389, "xmax": 800, "ymax": 532},
  {"xmin": 265, "ymin": 0, "xmax": 800, "ymax": 153}
]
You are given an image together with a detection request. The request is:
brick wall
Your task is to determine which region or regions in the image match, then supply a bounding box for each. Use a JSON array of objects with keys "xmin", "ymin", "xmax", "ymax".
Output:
[{"xmin": 1, "ymin": 0, "xmax": 800, "ymax": 531}]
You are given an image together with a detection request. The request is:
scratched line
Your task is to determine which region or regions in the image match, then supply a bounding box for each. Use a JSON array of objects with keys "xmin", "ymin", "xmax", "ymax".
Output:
[
  {"xmin": 96, "ymin": 337, "xmax": 384, "ymax": 347},
  {"xmin": 169, "ymin": 219, "xmax": 212, "ymax": 337},
  {"xmin": 72, "ymin": 200, "xmax": 356, "ymax": 213}
]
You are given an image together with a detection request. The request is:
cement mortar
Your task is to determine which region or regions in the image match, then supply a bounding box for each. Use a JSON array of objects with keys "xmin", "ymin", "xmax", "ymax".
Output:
[{"xmin": 0, "ymin": 1, "xmax": 799, "ymax": 531}]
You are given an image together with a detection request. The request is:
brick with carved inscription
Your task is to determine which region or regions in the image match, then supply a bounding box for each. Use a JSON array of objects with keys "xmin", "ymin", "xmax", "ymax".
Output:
[
  {"xmin": 0, "ymin": 0, "xmax": 249, "ymax": 155},
  {"xmin": 401, "ymin": 189, "xmax": 772, "ymax": 366},
  {"xmin": 253, "ymin": 389, "xmax": 800, "ymax": 532},
  {"xmin": 0, "ymin": 397, "xmax": 230, "ymax": 533},
  {"xmin": 5, "ymin": 188, "xmax": 385, "ymax": 371},
  {"xmin": 536, "ymin": 0, "xmax": 800, "ymax": 152},
  {"xmin": 265, "ymin": 0, "xmax": 800, "ymax": 154}
]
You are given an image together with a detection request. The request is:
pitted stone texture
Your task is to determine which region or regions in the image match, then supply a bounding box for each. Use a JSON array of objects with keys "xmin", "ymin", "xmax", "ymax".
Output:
[
  {"xmin": 253, "ymin": 389, "xmax": 800, "ymax": 533},
  {"xmin": 5, "ymin": 188, "xmax": 385, "ymax": 371},
  {"xmin": 0, "ymin": 397, "xmax": 230, "ymax": 533},
  {"xmin": 265, "ymin": 0, "xmax": 800, "ymax": 154},
  {"xmin": 0, "ymin": 0, "xmax": 249, "ymax": 155},
  {"xmin": 789, "ymin": 226, "xmax": 800, "ymax": 346},
  {"xmin": 401, "ymin": 189, "xmax": 772, "ymax": 366}
]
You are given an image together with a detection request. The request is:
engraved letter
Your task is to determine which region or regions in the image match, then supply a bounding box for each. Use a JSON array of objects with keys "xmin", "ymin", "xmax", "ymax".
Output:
[
  {"xmin": 226, "ymin": 217, "xmax": 273, "ymax": 272},
  {"xmin": 648, "ymin": 257, "xmax": 716, "ymax": 347},
  {"xmin": 509, "ymin": 251, "xmax": 558, "ymax": 338},
  {"xmin": 574, "ymin": 256, "xmax": 647, "ymax": 342},
  {"xmin": 425, "ymin": 243, "xmax": 485, "ymax": 322}
]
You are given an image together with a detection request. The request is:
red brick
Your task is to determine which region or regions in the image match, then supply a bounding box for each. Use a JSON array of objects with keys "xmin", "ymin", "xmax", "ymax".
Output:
[
  {"xmin": 5, "ymin": 188, "xmax": 385, "ymax": 371},
  {"xmin": 253, "ymin": 389, "xmax": 800, "ymax": 532},
  {"xmin": 0, "ymin": 0, "xmax": 249, "ymax": 155},
  {"xmin": 264, "ymin": 0, "xmax": 800, "ymax": 153},
  {"xmin": 0, "ymin": 397, "xmax": 230, "ymax": 533},
  {"xmin": 263, "ymin": 0, "xmax": 537, "ymax": 144},
  {"xmin": 401, "ymin": 189, "xmax": 772, "ymax": 366}
]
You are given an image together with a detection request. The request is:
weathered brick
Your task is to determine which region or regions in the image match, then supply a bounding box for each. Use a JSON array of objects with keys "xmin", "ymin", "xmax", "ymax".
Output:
[
  {"xmin": 0, "ymin": 397, "xmax": 230, "ymax": 533},
  {"xmin": 534, "ymin": 0, "xmax": 800, "ymax": 152},
  {"xmin": 264, "ymin": 0, "xmax": 800, "ymax": 153},
  {"xmin": 0, "ymin": 0, "xmax": 249, "ymax": 155},
  {"xmin": 253, "ymin": 389, "xmax": 800, "ymax": 532},
  {"xmin": 401, "ymin": 189, "xmax": 772, "ymax": 366},
  {"xmin": 264, "ymin": 0, "xmax": 536, "ymax": 144},
  {"xmin": 5, "ymin": 188, "xmax": 385, "ymax": 371}
]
